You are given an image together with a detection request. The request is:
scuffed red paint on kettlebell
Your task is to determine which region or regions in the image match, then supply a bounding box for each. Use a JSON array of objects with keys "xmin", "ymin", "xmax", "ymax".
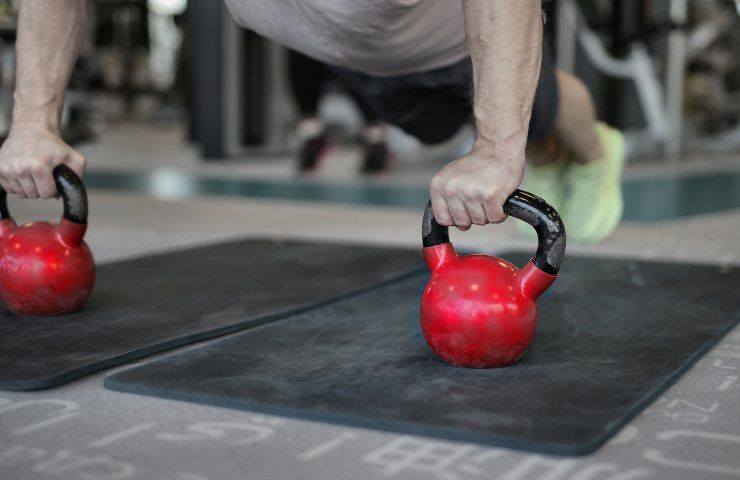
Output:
[
  {"xmin": 420, "ymin": 190, "xmax": 566, "ymax": 368},
  {"xmin": 0, "ymin": 165, "xmax": 95, "ymax": 316}
]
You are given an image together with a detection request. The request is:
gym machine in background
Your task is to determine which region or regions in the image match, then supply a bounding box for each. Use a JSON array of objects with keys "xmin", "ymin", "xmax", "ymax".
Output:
[
  {"xmin": 556, "ymin": 0, "xmax": 740, "ymax": 158},
  {"xmin": 0, "ymin": 1, "xmax": 737, "ymax": 161},
  {"xmin": 185, "ymin": 0, "xmax": 740, "ymax": 160},
  {"xmin": 182, "ymin": 0, "xmax": 291, "ymax": 159}
]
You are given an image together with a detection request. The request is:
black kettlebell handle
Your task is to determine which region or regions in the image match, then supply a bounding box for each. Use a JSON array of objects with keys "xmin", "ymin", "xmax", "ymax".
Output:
[
  {"xmin": 0, "ymin": 165, "xmax": 88, "ymax": 224},
  {"xmin": 422, "ymin": 189, "xmax": 566, "ymax": 275}
]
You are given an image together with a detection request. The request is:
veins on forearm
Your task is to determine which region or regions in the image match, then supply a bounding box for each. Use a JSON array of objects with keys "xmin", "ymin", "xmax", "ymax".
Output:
[
  {"xmin": 463, "ymin": 0, "xmax": 542, "ymax": 152},
  {"xmin": 13, "ymin": 0, "xmax": 86, "ymax": 127}
]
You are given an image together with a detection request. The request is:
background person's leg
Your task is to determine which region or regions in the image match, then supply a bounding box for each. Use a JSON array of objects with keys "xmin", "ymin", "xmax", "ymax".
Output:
[
  {"xmin": 521, "ymin": 42, "xmax": 571, "ymax": 220},
  {"xmin": 525, "ymin": 70, "xmax": 601, "ymax": 167},
  {"xmin": 330, "ymin": 62, "xmax": 475, "ymax": 175},
  {"xmin": 558, "ymin": 85, "xmax": 625, "ymax": 244},
  {"xmin": 523, "ymin": 44, "xmax": 625, "ymax": 245},
  {"xmin": 331, "ymin": 60, "xmax": 473, "ymax": 147},
  {"xmin": 288, "ymin": 49, "xmax": 327, "ymax": 119},
  {"xmin": 290, "ymin": 52, "xmax": 392, "ymax": 175},
  {"xmin": 334, "ymin": 80, "xmax": 393, "ymax": 175},
  {"xmin": 287, "ymin": 50, "xmax": 330, "ymax": 173},
  {"xmin": 553, "ymin": 70, "xmax": 603, "ymax": 164}
]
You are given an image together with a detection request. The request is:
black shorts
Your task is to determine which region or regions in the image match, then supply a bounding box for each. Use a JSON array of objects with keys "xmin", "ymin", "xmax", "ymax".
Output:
[{"xmin": 331, "ymin": 42, "xmax": 558, "ymax": 145}]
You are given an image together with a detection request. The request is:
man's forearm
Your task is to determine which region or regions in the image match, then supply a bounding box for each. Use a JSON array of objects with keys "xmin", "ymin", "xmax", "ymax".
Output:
[
  {"xmin": 13, "ymin": 0, "xmax": 86, "ymax": 132},
  {"xmin": 462, "ymin": 0, "xmax": 542, "ymax": 161}
]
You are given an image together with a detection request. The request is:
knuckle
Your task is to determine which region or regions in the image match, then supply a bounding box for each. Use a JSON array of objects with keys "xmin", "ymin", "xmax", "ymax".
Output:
[
  {"xmin": 462, "ymin": 184, "xmax": 477, "ymax": 200},
  {"xmin": 482, "ymin": 190, "xmax": 496, "ymax": 202},
  {"xmin": 15, "ymin": 160, "xmax": 31, "ymax": 174},
  {"xmin": 429, "ymin": 174, "xmax": 443, "ymax": 192},
  {"xmin": 443, "ymin": 182, "xmax": 458, "ymax": 198},
  {"xmin": 464, "ymin": 185, "xmax": 488, "ymax": 203},
  {"xmin": 30, "ymin": 162, "xmax": 47, "ymax": 176}
]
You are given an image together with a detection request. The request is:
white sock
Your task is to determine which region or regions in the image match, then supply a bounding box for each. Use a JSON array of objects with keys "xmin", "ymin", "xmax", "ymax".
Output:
[
  {"xmin": 296, "ymin": 118, "xmax": 325, "ymax": 140},
  {"xmin": 361, "ymin": 124, "xmax": 386, "ymax": 144}
]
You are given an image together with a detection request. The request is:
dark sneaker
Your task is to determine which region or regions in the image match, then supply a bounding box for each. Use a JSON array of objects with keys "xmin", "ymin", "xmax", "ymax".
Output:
[
  {"xmin": 360, "ymin": 142, "xmax": 393, "ymax": 175},
  {"xmin": 298, "ymin": 134, "xmax": 330, "ymax": 173}
]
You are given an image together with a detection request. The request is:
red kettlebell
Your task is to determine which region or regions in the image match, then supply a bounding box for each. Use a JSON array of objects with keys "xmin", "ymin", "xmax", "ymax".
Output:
[
  {"xmin": 420, "ymin": 189, "xmax": 566, "ymax": 368},
  {"xmin": 0, "ymin": 165, "xmax": 95, "ymax": 316}
]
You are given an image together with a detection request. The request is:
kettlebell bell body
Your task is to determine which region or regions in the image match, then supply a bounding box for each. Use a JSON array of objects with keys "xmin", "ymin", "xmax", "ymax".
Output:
[
  {"xmin": 420, "ymin": 190, "xmax": 566, "ymax": 368},
  {"xmin": 0, "ymin": 166, "xmax": 95, "ymax": 316}
]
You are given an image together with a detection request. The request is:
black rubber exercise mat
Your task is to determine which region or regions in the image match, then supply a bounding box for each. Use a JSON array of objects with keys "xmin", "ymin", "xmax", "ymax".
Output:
[
  {"xmin": 0, "ymin": 239, "xmax": 423, "ymax": 391},
  {"xmin": 105, "ymin": 254, "xmax": 740, "ymax": 455}
]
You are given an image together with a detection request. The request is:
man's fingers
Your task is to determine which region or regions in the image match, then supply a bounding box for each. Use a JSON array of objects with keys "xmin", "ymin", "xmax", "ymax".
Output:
[
  {"xmin": 447, "ymin": 198, "xmax": 472, "ymax": 231},
  {"xmin": 0, "ymin": 175, "xmax": 27, "ymax": 198},
  {"xmin": 32, "ymin": 174, "xmax": 57, "ymax": 198},
  {"xmin": 465, "ymin": 201, "xmax": 488, "ymax": 225},
  {"xmin": 18, "ymin": 175, "xmax": 40, "ymax": 199},
  {"xmin": 31, "ymin": 164, "xmax": 58, "ymax": 198},
  {"xmin": 0, "ymin": 127, "xmax": 87, "ymax": 201},
  {"xmin": 430, "ymin": 173, "xmax": 455, "ymax": 227},
  {"xmin": 0, "ymin": 164, "xmax": 16, "ymax": 194},
  {"xmin": 0, "ymin": 177, "xmax": 13, "ymax": 195},
  {"xmin": 430, "ymin": 194, "xmax": 453, "ymax": 227},
  {"xmin": 483, "ymin": 195, "xmax": 507, "ymax": 224},
  {"xmin": 429, "ymin": 174, "xmax": 453, "ymax": 227}
]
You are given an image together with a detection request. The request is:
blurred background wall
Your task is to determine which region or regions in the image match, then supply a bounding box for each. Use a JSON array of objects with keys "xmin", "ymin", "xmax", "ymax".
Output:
[{"xmin": 0, "ymin": 0, "xmax": 737, "ymax": 169}]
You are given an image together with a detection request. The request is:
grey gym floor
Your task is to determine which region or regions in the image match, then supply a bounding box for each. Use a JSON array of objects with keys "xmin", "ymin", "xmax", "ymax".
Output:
[{"xmin": 1, "ymin": 123, "xmax": 739, "ymax": 480}]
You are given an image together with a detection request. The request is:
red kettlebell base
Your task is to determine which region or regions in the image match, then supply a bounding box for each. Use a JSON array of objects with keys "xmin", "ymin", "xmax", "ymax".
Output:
[
  {"xmin": 0, "ymin": 220, "xmax": 95, "ymax": 316},
  {"xmin": 420, "ymin": 244, "xmax": 557, "ymax": 369}
]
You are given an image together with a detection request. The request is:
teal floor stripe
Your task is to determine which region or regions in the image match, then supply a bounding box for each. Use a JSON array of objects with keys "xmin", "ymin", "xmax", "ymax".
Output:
[
  {"xmin": 623, "ymin": 171, "xmax": 740, "ymax": 221},
  {"xmin": 84, "ymin": 169, "xmax": 740, "ymax": 222}
]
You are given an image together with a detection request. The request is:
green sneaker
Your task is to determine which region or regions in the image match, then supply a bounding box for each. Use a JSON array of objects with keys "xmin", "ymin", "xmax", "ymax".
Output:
[
  {"xmin": 517, "ymin": 149, "xmax": 569, "ymax": 239},
  {"xmin": 563, "ymin": 122, "xmax": 625, "ymax": 244}
]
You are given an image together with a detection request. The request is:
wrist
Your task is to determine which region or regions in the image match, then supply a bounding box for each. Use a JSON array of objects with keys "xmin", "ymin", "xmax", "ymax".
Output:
[
  {"xmin": 12, "ymin": 95, "xmax": 63, "ymax": 134},
  {"xmin": 10, "ymin": 115, "xmax": 61, "ymax": 136},
  {"xmin": 471, "ymin": 135, "xmax": 526, "ymax": 166}
]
